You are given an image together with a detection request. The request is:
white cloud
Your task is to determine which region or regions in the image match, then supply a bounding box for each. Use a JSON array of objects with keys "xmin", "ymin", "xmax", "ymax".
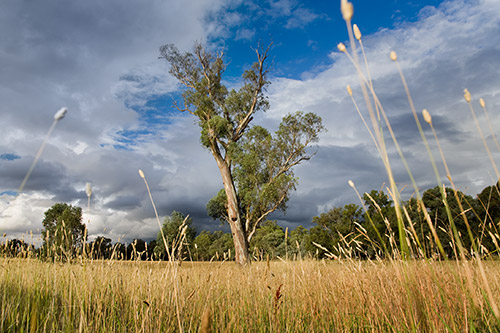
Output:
[
  {"xmin": 285, "ymin": 7, "xmax": 320, "ymax": 29},
  {"xmin": 235, "ymin": 28, "xmax": 256, "ymax": 41},
  {"xmin": 263, "ymin": 0, "xmax": 500, "ymax": 218}
]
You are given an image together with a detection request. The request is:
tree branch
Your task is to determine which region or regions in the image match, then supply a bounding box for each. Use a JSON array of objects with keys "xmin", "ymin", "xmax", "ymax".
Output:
[
  {"xmin": 195, "ymin": 45, "xmax": 227, "ymax": 113},
  {"xmin": 247, "ymin": 188, "xmax": 289, "ymax": 243},
  {"xmin": 232, "ymin": 44, "xmax": 271, "ymax": 142},
  {"xmin": 173, "ymin": 99, "xmax": 194, "ymax": 115}
]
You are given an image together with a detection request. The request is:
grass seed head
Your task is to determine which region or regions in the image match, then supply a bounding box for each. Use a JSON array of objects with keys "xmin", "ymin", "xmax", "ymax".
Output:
[
  {"xmin": 353, "ymin": 24, "xmax": 362, "ymax": 40},
  {"xmin": 422, "ymin": 109, "xmax": 432, "ymax": 125},
  {"xmin": 390, "ymin": 51, "xmax": 398, "ymax": 61},
  {"xmin": 54, "ymin": 107, "xmax": 68, "ymax": 121},
  {"xmin": 138, "ymin": 169, "xmax": 145, "ymax": 179},
  {"xmin": 347, "ymin": 85, "xmax": 353, "ymax": 96},
  {"xmin": 341, "ymin": 0, "xmax": 354, "ymax": 21},
  {"xmin": 348, "ymin": 180, "xmax": 355, "ymax": 188},
  {"xmin": 464, "ymin": 88, "xmax": 471, "ymax": 103},
  {"xmin": 479, "ymin": 98, "xmax": 485, "ymax": 108},
  {"xmin": 85, "ymin": 182, "xmax": 92, "ymax": 198},
  {"xmin": 337, "ymin": 42, "xmax": 347, "ymax": 53}
]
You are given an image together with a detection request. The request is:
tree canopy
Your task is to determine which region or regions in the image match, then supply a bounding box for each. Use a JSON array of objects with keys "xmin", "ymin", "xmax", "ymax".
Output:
[
  {"xmin": 154, "ymin": 211, "xmax": 196, "ymax": 260},
  {"xmin": 160, "ymin": 42, "xmax": 324, "ymax": 264},
  {"xmin": 41, "ymin": 203, "xmax": 85, "ymax": 259}
]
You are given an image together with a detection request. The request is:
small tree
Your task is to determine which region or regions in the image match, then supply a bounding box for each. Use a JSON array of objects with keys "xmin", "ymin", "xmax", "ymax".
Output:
[
  {"xmin": 42, "ymin": 203, "xmax": 85, "ymax": 259},
  {"xmin": 153, "ymin": 211, "xmax": 196, "ymax": 260},
  {"xmin": 160, "ymin": 43, "xmax": 324, "ymax": 264}
]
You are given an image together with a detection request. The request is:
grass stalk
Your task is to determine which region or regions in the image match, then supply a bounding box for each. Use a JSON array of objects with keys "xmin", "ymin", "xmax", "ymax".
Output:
[{"xmin": 17, "ymin": 107, "xmax": 67, "ymax": 195}]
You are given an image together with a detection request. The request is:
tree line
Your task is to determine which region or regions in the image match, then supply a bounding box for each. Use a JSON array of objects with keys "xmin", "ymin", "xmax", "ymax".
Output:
[{"xmin": 3, "ymin": 182, "xmax": 499, "ymax": 261}]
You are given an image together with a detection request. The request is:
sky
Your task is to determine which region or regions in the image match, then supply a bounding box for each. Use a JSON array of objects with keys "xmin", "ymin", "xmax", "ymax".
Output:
[{"xmin": 1, "ymin": 0, "xmax": 499, "ymax": 245}]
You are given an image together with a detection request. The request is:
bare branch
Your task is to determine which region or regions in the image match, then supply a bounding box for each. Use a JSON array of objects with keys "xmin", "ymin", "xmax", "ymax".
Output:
[
  {"xmin": 173, "ymin": 100, "xmax": 194, "ymax": 115},
  {"xmin": 232, "ymin": 44, "xmax": 271, "ymax": 142},
  {"xmin": 247, "ymin": 189, "xmax": 288, "ymax": 243}
]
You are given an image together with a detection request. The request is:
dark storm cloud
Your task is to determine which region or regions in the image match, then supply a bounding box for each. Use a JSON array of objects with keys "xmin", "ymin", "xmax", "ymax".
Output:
[
  {"xmin": 104, "ymin": 195, "xmax": 141, "ymax": 210},
  {"xmin": 387, "ymin": 112, "xmax": 467, "ymax": 147}
]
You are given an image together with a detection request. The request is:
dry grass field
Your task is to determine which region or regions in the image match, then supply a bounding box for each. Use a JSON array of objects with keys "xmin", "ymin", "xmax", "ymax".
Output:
[{"xmin": 1, "ymin": 258, "xmax": 499, "ymax": 332}]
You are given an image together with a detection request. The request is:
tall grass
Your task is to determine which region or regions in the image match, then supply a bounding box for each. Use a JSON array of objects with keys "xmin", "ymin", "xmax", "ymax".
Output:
[
  {"xmin": 0, "ymin": 258, "xmax": 499, "ymax": 332},
  {"xmin": 339, "ymin": 0, "xmax": 500, "ymax": 323}
]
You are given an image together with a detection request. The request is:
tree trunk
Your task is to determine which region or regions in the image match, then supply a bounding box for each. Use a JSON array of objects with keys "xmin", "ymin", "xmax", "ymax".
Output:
[{"xmin": 213, "ymin": 154, "xmax": 250, "ymax": 265}]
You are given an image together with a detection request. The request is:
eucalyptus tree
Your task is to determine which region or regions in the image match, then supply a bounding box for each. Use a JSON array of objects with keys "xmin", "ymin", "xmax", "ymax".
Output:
[{"xmin": 160, "ymin": 43, "xmax": 324, "ymax": 264}]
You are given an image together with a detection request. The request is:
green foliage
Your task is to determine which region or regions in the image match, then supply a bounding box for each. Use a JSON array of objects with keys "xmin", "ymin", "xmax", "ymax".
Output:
[
  {"xmin": 160, "ymin": 42, "xmax": 267, "ymax": 150},
  {"xmin": 422, "ymin": 186, "xmax": 486, "ymax": 257},
  {"xmin": 41, "ymin": 203, "xmax": 85, "ymax": 259},
  {"xmin": 476, "ymin": 182, "xmax": 500, "ymax": 225},
  {"xmin": 160, "ymin": 43, "xmax": 324, "ymax": 263},
  {"xmin": 249, "ymin": 221, "xmax": 286, "ymax": 259},
  {"xmin": 362, "ymin": 190, "xmax": 396, "ymax": 256},
  {"xmin": 288, "ymin": 225, "xmax": 310, "ymax": 258},
  {"xmin": 193, "ymin": 230, "xmax": 234, "ymax": 261},
  {"xmin": 313, "ymin": 204, "xmax": 362, "ymax": 244},
  {"xmin": 306, "ymin": 225, "xmax": 333, "ymax": 257},
  {"xmin": 211, "ymin": 112, "xmax": 324, "ymax": 236},
  {"xmin": 153, "ymin": 211, "xmax": 196, "ymax": 260},
  {"xmin": 206, "ymin": 189, "xmax": 228, "ymax": 223}
]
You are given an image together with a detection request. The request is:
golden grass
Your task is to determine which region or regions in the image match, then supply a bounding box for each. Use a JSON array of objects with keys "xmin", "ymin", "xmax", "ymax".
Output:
[{"xmin": 1, "ymin": 258, "xmax": 499, "ymax": 332}]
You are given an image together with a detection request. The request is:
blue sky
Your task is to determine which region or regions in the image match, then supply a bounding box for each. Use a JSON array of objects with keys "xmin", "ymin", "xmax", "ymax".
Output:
[
  {"xmin": 212, "ymin": 0, "xmax": 445, "ymax": 79},
  {"xmin": 1, "ymin": 0, "xmax": 499, "ymax": 244}
]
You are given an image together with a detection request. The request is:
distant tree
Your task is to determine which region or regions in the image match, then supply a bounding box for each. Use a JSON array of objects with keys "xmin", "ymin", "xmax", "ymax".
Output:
[
  {"xmin": 41, "ymin": 203, "xmax": 85, "ymax": 259},
  {"xmin": 422, "ymin": 186, "xmax": 481, "ymax": 257},
  {"xmin": 147, "ymin": 240, "xmax": 157, "ymax": 260},
  {"xmin": 249, "ymin": 221, "xmax": 285, "ymax": 259},
  {"xmin": 306, "ymin": 225, "xmax": 333, "ymax": 258},
  {"xmin": 0, "ymin": 239, "xmax": 32, "ymax": 257},
  {"xmin": 193, "ymin": 231, "xmax": 215, "ymax": 261},
  {"xmin": 313, "ymin": 204, "xmax": 363, "ymax": 254},
  {"xmin": 288, "ymin": 225, "xmax": 310, "ymax": 259},
  {"xmin": 475, "ymin": 182, "xmax": 500, "ymax": 256},
  {"xmin": 89, "ymin": 236, "xmax": 112, "ymax": 259},
  {"xmin": 161, "ymin": 43, "xmax": 324, "ymax": 264},
  {"xmin": 193, "ymin": 230, "xmax": 234, "ymax": 261},
  {"xmin": 362, "ymin": 190, "xmax": 396, "ymax": 256},
  {"xmin": 127, "ymin": 239, "xmax": 147, "ymax": 260},
  {"xmin": 403, "ymin": 197, "xmax": 433, "ymax": 257},
  {"xmin": 208, "ymin": 231, "xmax": 234, "ymax": 260},
  {"xmin": 476, "ymin": 182, "xmax": 500, "ymax": 225},
  {"xmin": 112, "ymin": 242, "xmax": 127, "ymax": 260},
  {"xmin": 153, "ymin": 211, "xmax": 196, "ymax": 260}
]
